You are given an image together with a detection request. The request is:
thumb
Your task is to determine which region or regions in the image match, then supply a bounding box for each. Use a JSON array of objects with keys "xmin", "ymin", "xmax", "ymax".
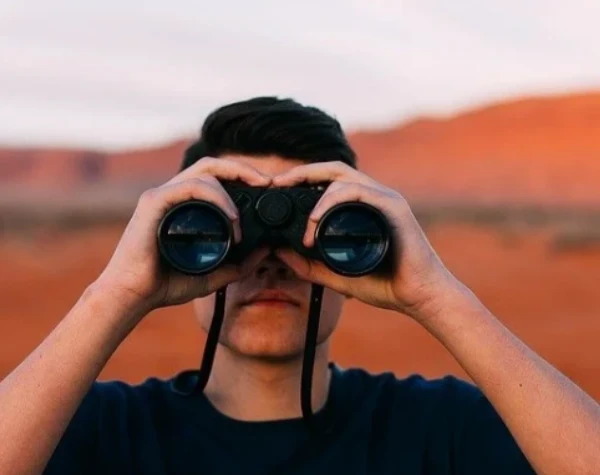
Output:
[
  {"xmin": 275, "ymin": 249, "xmax": 348, "ymax": 293},
  {"xmin": 170, "ymin": 248, "xmax": 271, "ymax": 299},
  {"xmin": 210, "ymin": 247, "xmax": 271, "ymax": 288}
]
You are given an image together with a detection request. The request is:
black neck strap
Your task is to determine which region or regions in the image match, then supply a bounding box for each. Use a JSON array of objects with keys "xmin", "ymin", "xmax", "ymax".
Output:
[
  {"xmin": 301, "ymin": 283, "xmax": 324, "ymax": 432},
  {"xmin": 176, "ymin": 283, "xmax": 325, "ymax": 434},
  {"xmin": 194, "ymin": 286, "xmax": 227, "ymax": 392}
]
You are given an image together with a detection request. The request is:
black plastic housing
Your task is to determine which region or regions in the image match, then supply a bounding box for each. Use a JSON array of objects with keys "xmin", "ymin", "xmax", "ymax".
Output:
[{"xmin": 157, "ymin": 181, "xmax": 391, "ymax": 276}]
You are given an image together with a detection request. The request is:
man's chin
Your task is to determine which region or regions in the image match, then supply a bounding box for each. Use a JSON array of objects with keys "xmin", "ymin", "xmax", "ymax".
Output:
[
  {"xmin": 225, "ymin": 345, "xmax": 305, "ymax": 363},
  {"xmin": 216, "ymin": 305, "xmax": 316, "ymax": 360},
  {"xmin": 220, "ymin": 328, "xmax": 306, "ymax": 362}
]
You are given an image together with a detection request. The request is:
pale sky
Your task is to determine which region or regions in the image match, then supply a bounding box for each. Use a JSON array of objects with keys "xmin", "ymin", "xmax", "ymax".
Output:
[{"xmin": 1, "ymin": 0, "xmax": 600, "ymax": 150}]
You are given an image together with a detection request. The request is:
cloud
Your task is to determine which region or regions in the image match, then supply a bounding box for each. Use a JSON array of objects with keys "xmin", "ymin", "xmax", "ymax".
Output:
[{"xmin": 0, "ymin": 0, "xmax": 599, "ymax": 149}]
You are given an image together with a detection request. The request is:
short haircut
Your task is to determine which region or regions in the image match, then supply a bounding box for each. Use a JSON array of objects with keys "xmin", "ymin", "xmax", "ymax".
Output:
[{"xmin": 180, "ymin": 96, "xmax": 357, "ymax": 171}]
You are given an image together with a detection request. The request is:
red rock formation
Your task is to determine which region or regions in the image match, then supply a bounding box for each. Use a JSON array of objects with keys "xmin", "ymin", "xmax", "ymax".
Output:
[{"xmin": 3, "ymin": 91, "xmax": 600, "ymax": 205}]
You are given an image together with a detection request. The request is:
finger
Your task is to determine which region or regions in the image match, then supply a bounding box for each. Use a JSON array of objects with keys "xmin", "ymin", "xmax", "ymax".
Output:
[
  {"xmin": 301, "ymin": 180, "xmax": 344, "ymax": 247},
  {"xmin": 183, "ymin": 173, "xmax": 238, "ymax": 211},
  {"xmin": 139, "ymin": 177, "xmax": 242, "ymax": 242},
  {"xmin": 272, "ymin": 161, "xmax": 372, "ymax": 187},
  {"xmin": 204, "ymin": 247, "xmax": 271, "ymax": 290},
  {"xmin": 275, "ymin": 249, "xmax": 350, "ymax": 293},
  {"xmin": 168, "ymin": 247, "xmax": 270, "ymax": 298},
  {"xmin": 303, "ymin": 183, "xmax": 390, "ymax": 247},
  {"xmin": 167, "ymin": 156, "xmax": 272, "ymax": 187},
  {"xmin": 179, "ymin": 174, "xmax": 243, "ymax": 243}
]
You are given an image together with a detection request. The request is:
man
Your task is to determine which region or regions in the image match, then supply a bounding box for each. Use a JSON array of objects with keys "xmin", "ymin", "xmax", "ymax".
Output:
[{"xmin": 1, "ymin": 97, "xmax": 599, "ymax": 475}]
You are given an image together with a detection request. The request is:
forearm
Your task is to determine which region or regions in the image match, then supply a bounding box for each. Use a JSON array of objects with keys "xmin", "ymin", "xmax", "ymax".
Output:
[
  {"xmin": 419, "ymin": 281, "xmax": 600, "ymax": 475},
  {"xmin": 0, "ymin": 283, "xmax": 145, "ymax": 475}
]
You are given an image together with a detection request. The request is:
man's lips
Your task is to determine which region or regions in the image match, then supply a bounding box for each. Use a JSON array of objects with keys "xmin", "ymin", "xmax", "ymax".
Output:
[{"xmin": 240, "ymin": 289, "xmax": 301, "ymax": 307}]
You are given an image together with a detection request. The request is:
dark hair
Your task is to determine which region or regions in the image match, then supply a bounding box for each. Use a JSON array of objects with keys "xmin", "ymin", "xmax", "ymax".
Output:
[{"xmin": 180, "ymin": 96, "xmax": 357, "ymax": 171}]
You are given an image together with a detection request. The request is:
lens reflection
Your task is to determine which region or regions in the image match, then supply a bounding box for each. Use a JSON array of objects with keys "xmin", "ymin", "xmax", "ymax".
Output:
[
  {"xmin": 161, "ymin": 205, "xmax": 230, "ymax": 273},
  {"xmin": 317, "ymin": 205, "xmax": 388, "ymax": 275}
]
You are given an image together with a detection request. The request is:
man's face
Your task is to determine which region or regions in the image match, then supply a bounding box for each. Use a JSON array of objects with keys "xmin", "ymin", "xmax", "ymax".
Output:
[{"xmin": 192, "ymin": 154, "xmax": 345, "ymax": 360}]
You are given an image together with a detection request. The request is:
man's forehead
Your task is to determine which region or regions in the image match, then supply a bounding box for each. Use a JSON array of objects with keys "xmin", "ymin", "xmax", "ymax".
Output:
[{"xmin": 219, "ymin": 154, "xmax": 306, "ymax": 177}]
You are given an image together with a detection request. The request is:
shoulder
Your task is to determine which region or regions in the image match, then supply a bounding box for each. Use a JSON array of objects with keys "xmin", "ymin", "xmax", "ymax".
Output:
[
  {"xmin": 46, "ymin": 377, "xmax": 172, "ymax": 473},
  {"xmin": 91, "ymin": 375, "xmax": 172, "ymax": 402},
  {"xmin": 83, "ymin": 375, "xmax": 178, "ymax": 423},
  {"xmin": 56, "ymin": 376, "xmax": 172, "ymax": 435},
  {"xmin": 335, "ymin": 365, "xmax": 533, "ymax": 473},
  {"xmin": 334, "ymin": 365, "xmax": 495, "ymax": 440},
  {"xmin": 54, "ymin": 375, "xmax": 180, "ymax": 446},
  {"xmin": 334, "ymin": 363, "xmax": 483, "ymax": 417}
]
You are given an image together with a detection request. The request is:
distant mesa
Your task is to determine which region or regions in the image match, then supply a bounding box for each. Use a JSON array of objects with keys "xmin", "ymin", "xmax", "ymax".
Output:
[
  {"xmin": 2, "ymin": 91, "xmax": 600, "ymax": 205},
  {"xmin": 79, "ymin": 153, "xmax": 106, "ymax": 183}
]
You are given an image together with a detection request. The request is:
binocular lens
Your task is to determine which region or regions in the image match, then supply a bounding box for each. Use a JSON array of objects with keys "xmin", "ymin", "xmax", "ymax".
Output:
[
  {"xmin": 316, "ymin": 204, "xmax": 389, "ymax": 276},
  {"xmin": 158, "ymin": 202, "xmax": 231, "ymax": 274}
]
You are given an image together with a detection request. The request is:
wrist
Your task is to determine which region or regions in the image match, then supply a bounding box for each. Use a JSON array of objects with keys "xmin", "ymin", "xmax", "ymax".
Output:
[
  {"xmin": 83, "ymin": 279, "xmax": 150, "ymax": 329},
  {"xmin": 404, "ymin": 275, "xmax": 480, "ymax": 327}
]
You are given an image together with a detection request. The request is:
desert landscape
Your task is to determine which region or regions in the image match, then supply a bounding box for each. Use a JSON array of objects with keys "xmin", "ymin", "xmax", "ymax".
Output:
[{"xmin": 2, "ymin": 91, "xmax": 600, "ymax": 400}]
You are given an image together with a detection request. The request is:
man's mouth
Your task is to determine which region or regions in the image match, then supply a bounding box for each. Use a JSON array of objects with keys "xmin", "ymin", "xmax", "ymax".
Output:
[{"xmin": 240, "ymin": 289, "xmax": 301, "ymax": 307}]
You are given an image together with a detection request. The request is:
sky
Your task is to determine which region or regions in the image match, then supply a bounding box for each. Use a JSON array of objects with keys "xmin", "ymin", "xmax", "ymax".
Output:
[{"xmin": 1, "ymin": 0, "xmax": 600, "ymax": 151}]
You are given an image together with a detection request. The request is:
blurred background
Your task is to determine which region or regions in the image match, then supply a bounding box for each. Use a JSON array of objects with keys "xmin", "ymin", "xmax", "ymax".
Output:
[{"xmin": 1, "ymin": 0, "xmax": 600, "ymax": 400}]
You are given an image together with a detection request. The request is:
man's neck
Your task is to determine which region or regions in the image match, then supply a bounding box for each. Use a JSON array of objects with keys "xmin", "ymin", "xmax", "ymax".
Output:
[{"xmin": 203, "ymin": 343, "xmax": 332, "ymax": 422}]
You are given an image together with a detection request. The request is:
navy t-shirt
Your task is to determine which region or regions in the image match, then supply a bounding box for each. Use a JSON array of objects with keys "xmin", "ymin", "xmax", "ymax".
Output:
[{"xmin": 45, "ymin": 363, "xmax": 534, "ymax": 474}]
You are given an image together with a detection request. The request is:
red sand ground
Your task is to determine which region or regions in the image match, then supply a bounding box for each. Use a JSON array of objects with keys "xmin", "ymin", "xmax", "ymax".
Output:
[{"xmin": 2, "ymin": 222, "xmax": 599, "ymax": 401}]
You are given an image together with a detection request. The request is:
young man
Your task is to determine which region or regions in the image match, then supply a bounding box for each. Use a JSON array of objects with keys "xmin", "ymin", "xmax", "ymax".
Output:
[{"xmin": 1, "ymin": 97, "xmax": 599, "ymax": 474}]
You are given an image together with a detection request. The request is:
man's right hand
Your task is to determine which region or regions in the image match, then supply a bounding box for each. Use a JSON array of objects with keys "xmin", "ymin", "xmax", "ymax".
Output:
[
  {"xmin": 94, "ymin": 157, "xmax": 272, "ymax": 315},
  {"xmin": 1, "ymin": 156, "xmax": 273, "ymax": 475}
]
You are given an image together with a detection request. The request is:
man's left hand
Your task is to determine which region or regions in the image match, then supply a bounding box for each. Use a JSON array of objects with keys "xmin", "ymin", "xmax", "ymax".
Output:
[{"xmin": 272, "ymin": 161, "xmax": 464, "ymax": 321}]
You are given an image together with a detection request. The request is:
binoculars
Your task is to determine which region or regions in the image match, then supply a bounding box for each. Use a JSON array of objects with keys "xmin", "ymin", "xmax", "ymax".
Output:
[{"xmin": 157, "ymin": 181, "xmax": 391, "ymax": 277}]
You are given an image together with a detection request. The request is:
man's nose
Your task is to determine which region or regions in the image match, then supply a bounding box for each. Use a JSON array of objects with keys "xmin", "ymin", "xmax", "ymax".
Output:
[{"xmin": 254, "ymin": 252, "xmax": 294, "ymax": 280}]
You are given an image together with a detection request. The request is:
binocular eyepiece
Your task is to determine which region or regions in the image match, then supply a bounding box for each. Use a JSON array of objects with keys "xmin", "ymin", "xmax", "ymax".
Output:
[{"xmin": 157, "ymin": 182, "xmax": 391, "ymax": 277}]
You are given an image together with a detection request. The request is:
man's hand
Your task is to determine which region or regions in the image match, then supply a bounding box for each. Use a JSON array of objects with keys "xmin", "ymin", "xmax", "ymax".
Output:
[
  {"xmin": 0, "ymin": 157, "xmax": 275, "ymax": 475},
  {"xmin": 277, "ymin": 161, "xmax": 600, "ymax": 474},
  {"xmin": 95, "ymin": 157, "xmax": 272, "ymax": 316},
  {"xmin": 272, "ymin": 161, "xmax": 460, "ymax": 320}
]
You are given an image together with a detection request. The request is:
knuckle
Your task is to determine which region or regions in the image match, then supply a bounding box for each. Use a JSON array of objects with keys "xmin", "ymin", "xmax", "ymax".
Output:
[
  {"xmin": 387, "ymin": 187, "xmax": 406, "ymax": 203},
  {"xmin": 227, "ymin": 159, "xmax": 249, "ymax": 169},
  {"xmin": 331, "ymin": 160, "xmax": 351, "ymax": 173},
  {"xmin": 372, "ymin": 187, "xmax": 394, "ymax": 204},
  {"xmin": 395, "ymin": 195, "xmax": 410, "ymax": 212},
  {"xmin": 199, "ymin": 156, "xmax": 216, "ymax": 165},
  {"xmin": 185, "ymin": 177, "xmax": 230, "ymax": 203},
  {"xmin": 327, "ymin": 181, "xmax": 345, "ymax": 192},
  {"xmin": 199, "ymin": 174, "xmax": 222, "ymax": 187},
  {"xmin": 189, "ymin": 178, "xmax": 223, "ymax": 198},
  {"xmin": 139, "ymin": 188, "xmax": 159, "ymax": 205},
  {"xmin": 177, "ymin": 179, "xmax": 199, "ymax": 194},
  {"xmin": 186, "ymin": 175, "xmax": 210, "ymax": 186},
  {"xmin": 192, "ymin": 157, "xmax": 218, "ymax": 173},
  {"xmin": 336, "ymin": 182, "xmax": 360, "ymax": 195},
  {"xmin": 198, "ymin": 157, "xmax": 257, "ymax": 179}
]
